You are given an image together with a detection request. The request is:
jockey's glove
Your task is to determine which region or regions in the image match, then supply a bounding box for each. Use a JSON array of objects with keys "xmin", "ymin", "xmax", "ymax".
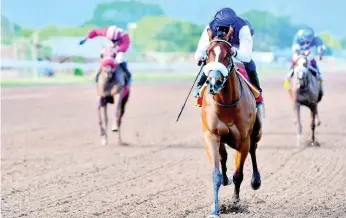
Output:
[
  {"xmin": 198, "ymin": 58, "xmax": 206, "ymax": 66},
  {"xmin": 79, "ymin": 39, "xmax": 87, "ymax": 45}
]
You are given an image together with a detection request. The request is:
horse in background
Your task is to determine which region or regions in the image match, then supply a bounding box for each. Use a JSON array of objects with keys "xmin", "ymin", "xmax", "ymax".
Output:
[
  {"xmin": 97, "ymin": 45, "xmax": 130, "ymax": 145},
  {"xmin": 289, "ymin": 52, "xmax": 323, "ymax": 146}
]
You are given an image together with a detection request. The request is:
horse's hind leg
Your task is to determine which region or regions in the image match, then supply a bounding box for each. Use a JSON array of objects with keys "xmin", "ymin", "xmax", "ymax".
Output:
[
  {"xmin": 219, "ymin": 143, "xmax": 231, "ymax": 186},
  {"xmin": 250, "ymin": 120, "xmax": 261, "ymax": 190},
  {"xmin": 233, "ymin": 138, "xmax": 250, "ymax": 201},
  {"xmin": 310, "ymin": 105, "xmax": 317, "ymax": 145},
  {"xmin": 315, "ymin": 105, "xmax": 321, "ymax": 126},
  {"xmin": 204, "ymin": 132, "xmax": 222, "ymax": 217},
  {"xmin": 119, "ymin": 91, "xmax": 130, "ymax": 128}
]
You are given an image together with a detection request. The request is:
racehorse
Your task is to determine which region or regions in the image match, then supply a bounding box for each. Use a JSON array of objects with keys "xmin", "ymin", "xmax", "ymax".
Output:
[
  {"xmin": 199, "ymin": 28, "xmax": 263, "ymax": 217},
  {"xmin": 97, "ymin": 45, "xmax": 130, "ymax": 145},
  {"xmin": 289, "ymin": 52, "xmax": 322, "ymax": 146}
]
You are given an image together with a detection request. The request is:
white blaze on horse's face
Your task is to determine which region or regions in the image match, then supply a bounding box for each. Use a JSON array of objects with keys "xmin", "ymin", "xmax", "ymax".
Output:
[
  {"xmin": 203, "ymin": 40, "xmax": 230, "ymax": 95},
  {"xmin": 214, "ymin": 45, "xmax": 221, "ymax": 63},
  {"xmin": 294, "ymin": 57, "xmax": 309, "ymax": 88}
]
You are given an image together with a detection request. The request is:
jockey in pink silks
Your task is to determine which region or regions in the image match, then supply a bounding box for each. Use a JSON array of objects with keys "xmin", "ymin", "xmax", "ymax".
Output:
[{"xmin": 79, "ymin": 25, "xmax": 133, "ymax": 85}]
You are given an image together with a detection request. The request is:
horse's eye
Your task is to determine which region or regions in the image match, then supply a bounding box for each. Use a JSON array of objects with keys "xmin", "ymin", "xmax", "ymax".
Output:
[
  {"xmin": 206, "ymin": 80, "xmax": 210, "ymax": 84},
  {"xmin": 215, "ymin": 80, "xmax": 222, "ymax": 86}
]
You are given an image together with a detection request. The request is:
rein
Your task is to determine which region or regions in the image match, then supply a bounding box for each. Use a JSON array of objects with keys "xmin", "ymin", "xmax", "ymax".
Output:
[{"xmin": 208, "ymin": 39, "xmax": 243, "ymax": 107}]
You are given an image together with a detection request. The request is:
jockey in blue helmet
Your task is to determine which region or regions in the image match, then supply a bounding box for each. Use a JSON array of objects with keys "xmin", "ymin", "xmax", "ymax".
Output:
[
  {"xmin": 287, "ymin": 27, "xmax": 325, "ymax": 82},
  {"xmin": 194, "ymin": 7, "xmax": 263, "ymax": 107}
]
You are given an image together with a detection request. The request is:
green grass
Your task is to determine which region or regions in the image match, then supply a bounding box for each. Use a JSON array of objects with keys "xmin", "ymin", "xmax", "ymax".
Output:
[
  {"xmin": 1, "ymin": 69, "xmax": 285, "ymax": 87},
  {"xmin": 0, "ymin": 73, "xmax": 198, "ymax": 87}
]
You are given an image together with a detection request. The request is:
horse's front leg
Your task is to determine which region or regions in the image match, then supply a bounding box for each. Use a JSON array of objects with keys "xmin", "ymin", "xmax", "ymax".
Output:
[
  {"xmin": 295, "ymin": 102, "xmax": 302, "ymax": 146},
  {"xmin": 233, "ymin": 137, "xmax": 250, "ymax": 201},
  {"xmin": 204, "ymin": 132, "xmax": 222, "ymax": 217},
  {"xmin": 219, "ymin": 143, "xmax": 231, "ymax": 186},
  {"xmin": 111, "ymin": 85, "xmax": 124, "ymax": 144},
  {"xmin": 98, "ymin": 101, "xmax": 108, "ymax": 145},
  {"xmin": 289, "ymin": 88, "xmax": 297, "ymax": 124},
  {"xmin": 110, "ymin": 85, "xmax": 123, "ymax": 132}
]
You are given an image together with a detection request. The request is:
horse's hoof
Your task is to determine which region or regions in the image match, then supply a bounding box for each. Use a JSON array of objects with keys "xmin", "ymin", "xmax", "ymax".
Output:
[
  {"xmin": 111, "ymin": 123, "xmax": 119, "ymax": 132},
  {"xmin": 232, "ymin": 195, "xmax": 240, "ymax": 203},
  {"xmin": 222, "ymin": 176, "xmax": 232, "ymax": 186},
  {"xmin": 251, "ymin": 172, "xmax": 261, "ymax": 190}
]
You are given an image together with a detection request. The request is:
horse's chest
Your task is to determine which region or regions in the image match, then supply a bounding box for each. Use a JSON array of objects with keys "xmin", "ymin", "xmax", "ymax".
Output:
[{"xmin": 203, "ymin": 105, "xmax": 251, "ymax": 138}]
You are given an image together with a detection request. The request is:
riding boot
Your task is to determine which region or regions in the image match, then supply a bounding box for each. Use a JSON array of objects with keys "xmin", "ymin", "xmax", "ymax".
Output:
[
  {"xmin": 118, "ymin": 62, "xmax": 132, "ymax": 85},
  {"xmin": 247, "ymin": 70, "xmax": 262, "ymax": 93},
  {"xmin": 193, "ymin": 73, "xmax": 208, "ymax": 97}
]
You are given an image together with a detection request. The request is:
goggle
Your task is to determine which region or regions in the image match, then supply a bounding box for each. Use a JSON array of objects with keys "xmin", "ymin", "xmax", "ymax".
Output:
[{"xmin": 299, "ymin": 40, "xmax": 310, "ymax": 46}]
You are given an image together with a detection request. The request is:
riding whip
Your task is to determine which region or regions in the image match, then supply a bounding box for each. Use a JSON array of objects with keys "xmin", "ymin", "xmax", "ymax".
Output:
[{"xmin": 175, "ymin": 62, "xmax": 205, "ymax": 122}]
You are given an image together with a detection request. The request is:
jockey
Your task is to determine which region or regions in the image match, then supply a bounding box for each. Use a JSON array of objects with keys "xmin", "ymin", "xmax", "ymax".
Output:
[
  {"xmin": 287, "ymin": 27, "xmax": 324, "ymax": 83},
  {"xmin": 79, "ymin": 25, "xmax": 132, "ymax": 85},
  {"xmin": 194, "ymin": 7, "xmax": 263, "ymax": 107}
]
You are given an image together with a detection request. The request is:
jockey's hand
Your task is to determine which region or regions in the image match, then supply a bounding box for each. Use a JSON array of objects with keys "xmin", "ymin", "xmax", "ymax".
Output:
[
  {"xmin": 197, "ymin": 58, "xmax": 206, "ymax": 66},
  {"xmin": 79, "ymin": 39, "xmax": 87, "ymax": 45}
]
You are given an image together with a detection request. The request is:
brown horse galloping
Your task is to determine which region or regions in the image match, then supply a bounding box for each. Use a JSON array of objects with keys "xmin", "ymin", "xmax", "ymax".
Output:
[
  {"xmin": 97, "ymin": 45, "xmax": 130, "ymax": 145},
  {"xmin": 200, "ymin": 29, "xmax": 263, "ymax": 217}
]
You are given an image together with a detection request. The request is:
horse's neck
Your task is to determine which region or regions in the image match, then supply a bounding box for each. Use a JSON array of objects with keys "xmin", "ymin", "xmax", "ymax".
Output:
[{"xmin": 214, "ymin": 71, "xmax": 240, "ymax": 105}]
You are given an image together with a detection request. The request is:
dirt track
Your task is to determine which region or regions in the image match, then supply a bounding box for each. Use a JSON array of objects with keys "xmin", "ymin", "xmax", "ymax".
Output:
[{"xmin": 2, "ymin": 73, "xmax": 346, "ymax": 218}]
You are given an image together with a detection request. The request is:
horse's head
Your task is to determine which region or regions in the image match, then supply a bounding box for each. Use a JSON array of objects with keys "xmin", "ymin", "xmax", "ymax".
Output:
[
  {"xmin": 204, "ymin": 28, "xmax": 234, "ymax": 95},
  {"xmin": 100, "ymin": 59, "xmax": 116, "ymax": 82},
  {"xmin": 293, "ymin": 55, "xmax": 309, "ymax": 89},
  {"xmin": 99, "ymin": 45, "xmax": 117, "ymax": 81}
]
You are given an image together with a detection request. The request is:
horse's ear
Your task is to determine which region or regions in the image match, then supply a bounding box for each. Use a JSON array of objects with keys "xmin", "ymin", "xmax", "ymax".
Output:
[
  {"xmin": 225, "ymin": 26, "xmax": 234, "ymax": 41},
  {"xmin": 207, "ymin": 28, "xmax": 213, "ymax": 41}
]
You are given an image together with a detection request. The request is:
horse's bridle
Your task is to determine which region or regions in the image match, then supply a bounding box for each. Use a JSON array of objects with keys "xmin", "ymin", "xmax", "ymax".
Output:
[
  {"xmin": 206, "ymin": 39, "xmax": 243, "ymax": 107},
  {"xmin": 207, "ymin": 39, "xmax": 235, "ymax": 87}
]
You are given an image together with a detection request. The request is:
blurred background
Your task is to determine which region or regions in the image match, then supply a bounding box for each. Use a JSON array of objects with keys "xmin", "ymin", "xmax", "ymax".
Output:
[{"xmin": 1, "ymin": 0, "xmax": 346, "ymax": 84}]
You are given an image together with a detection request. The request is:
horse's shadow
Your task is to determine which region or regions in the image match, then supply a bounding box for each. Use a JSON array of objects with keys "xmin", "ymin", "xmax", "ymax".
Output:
[
  {"xmin": 119, "ymin": 141, "xmax": 131, "ymax": 146},
  {"xmin": 304, "ymin": 140, "xmax": 322, "ymax": 147},
  {"xmin": 220, "ymin": 200, "xmax": 250, "ymax": 215}
]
